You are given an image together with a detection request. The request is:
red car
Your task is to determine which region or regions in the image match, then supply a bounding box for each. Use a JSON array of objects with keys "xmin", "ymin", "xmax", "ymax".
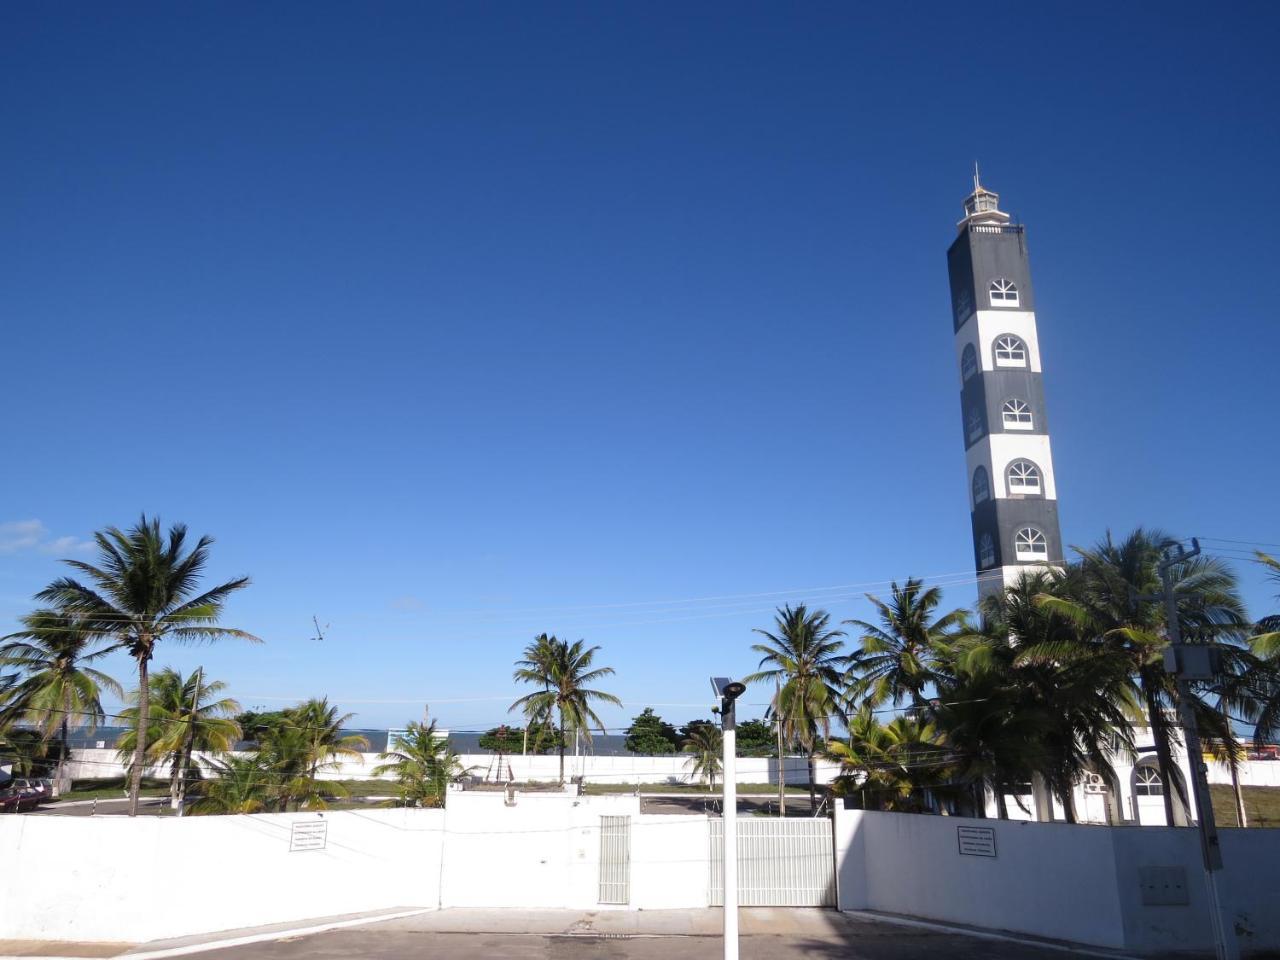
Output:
[{"xmin": 0, "ymin": 780, "xmax": 48, "ymax": 813}]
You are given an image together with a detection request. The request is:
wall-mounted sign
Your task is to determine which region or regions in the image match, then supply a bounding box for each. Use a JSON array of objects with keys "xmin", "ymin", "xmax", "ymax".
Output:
[
  {"xmin": 956, "ymin": 825, "xmax": 997, "ymax": 858},
  {"xmin": 290, "ymin": 819, "xmax": 328, "ymax": 852}
]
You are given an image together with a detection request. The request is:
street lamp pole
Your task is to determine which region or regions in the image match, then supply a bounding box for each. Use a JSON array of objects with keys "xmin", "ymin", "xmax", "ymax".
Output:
[{"xmin": 711, "ymin": 677, "xmax": 746, "ymax": 960}]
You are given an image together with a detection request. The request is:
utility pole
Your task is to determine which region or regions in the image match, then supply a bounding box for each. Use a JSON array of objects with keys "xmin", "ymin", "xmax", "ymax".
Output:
[{"xmin": 1159, "ymin": 539, "xmax": 1238, "ymax": 960}]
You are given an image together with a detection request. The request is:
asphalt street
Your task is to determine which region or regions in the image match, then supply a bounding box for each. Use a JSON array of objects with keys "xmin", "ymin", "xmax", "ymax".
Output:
[{"xmin": 106, "ymin": 909, "xmax": 1125, "ymax": 960}]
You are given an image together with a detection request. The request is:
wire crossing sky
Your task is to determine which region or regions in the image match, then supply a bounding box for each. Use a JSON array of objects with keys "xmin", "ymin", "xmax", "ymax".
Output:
[{"xmin": 2, "ymin": 3, "xmax": 1278, "ymax": 729}]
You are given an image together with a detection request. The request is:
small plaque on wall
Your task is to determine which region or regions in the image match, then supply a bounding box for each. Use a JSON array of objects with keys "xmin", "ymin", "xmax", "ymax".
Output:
[
  {"xmin": 957, "ymin": 826, "xmax": 997, "ymax": 858},
  {"xmin": 290, "ymin": 819, "xmax": 328, "ymax": 852}
]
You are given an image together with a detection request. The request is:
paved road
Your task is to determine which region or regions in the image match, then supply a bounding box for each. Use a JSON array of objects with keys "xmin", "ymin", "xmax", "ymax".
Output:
[{"xmin": 131, "ymin": 909, "xmax": 1120, "ymax": 960}]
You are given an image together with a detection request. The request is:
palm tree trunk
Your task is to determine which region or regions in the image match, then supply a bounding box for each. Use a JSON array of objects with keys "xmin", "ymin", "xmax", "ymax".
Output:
[
  {"xmin": 994, "ymin": 780, "xmax": 1009, "ymax": 820},
  {"xmin": 129, "ymin": 652, "xmax": 150, "ymax": 817},
  {"xmin": 1059, "ymin": 785, "xmax": 1077, "ymax": 823},
  {"xmin": 807, "ymin": 749, "xmax": 817, "ymax": 816},
  {"xmin": 59, "ymin": 686, "xmax": 71, "ymax": 789},
  {"xmin": 557, "ymin": 705, "xmax": 566, "ymax": 785},
  {"xmin": 1144, "ymin": 683, "xmax": 1181, "ymax": 826},
  {"xmin": 1231, "ymin": 761, "xmax": 1247, "ymax": 828}
]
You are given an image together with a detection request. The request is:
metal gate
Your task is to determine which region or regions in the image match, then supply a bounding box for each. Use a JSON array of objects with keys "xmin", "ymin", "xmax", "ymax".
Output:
[
  {"xmin": 598, "ymin": 815, "xmax": 631, "ymax": 904},
  {"xmin": 709, "ymin": 818, "xmax": 835, "ymax": 906}
]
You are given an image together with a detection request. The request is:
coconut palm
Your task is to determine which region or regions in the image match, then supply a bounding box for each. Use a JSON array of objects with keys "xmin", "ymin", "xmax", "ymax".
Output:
[
  {"xmin": 510, "ymin": 635, "xmax": 621, "ymax": 784},
  {"xmin": 948, "ymin": 570, "xmax": 1139, "ymax": 822},
  {"xmin": 288, "ymin": 698, "xmax": 369, "ymax": 781},
  {"xmin": 36, "ymin": 516, "xmax": 257, "ymax": 815},
  {"xmin": 115, "ymin": 667, "xmax": 241, "ymax": 812},
  {"xmin": 1244, "ymin": 552, "xmax": 1280, "ymax": 753},
  {"xmin": 189, "ymin": 755, "xmax": 272, "ymax": 815},
  {"xmin": 682, "ymin": 723, "xmax": 723, "ymax": 791},
  {"xmin": 1037, "ymin": 529, "xmax": 1248, "ymax": 825},
  {"xmin": 844, "ymin": 579, "xmax": 967, "ymax": 709},
  {"xmin": 373, "ymin": 719, "xmax": 464, "ymax": 807},
  {"xmin": 824, "ymin": 706, "xmax": 951, "ymax": 813},
  {"xmin": 746, "ymin": 605, "xmax": 846, "ymax": 813},
  {"xmin": 0, "ymin": 609, "xmax": 122, "ymax": 782}
]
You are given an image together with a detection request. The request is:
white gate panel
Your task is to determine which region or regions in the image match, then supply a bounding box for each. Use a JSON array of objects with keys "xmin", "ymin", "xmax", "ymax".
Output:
[
  {"xmin": 709, "ymin": 818, "xmax": 834, "ymax": 907},
  {"xmin": 598, "ymin": 815, "xmax": 631, "ymax": 904}
]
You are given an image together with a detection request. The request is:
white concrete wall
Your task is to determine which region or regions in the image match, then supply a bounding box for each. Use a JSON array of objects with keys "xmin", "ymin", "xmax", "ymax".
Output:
[
  {"xmin": 834, "ymin": 808, "xmax": 1127, "ymax": 949},
  {"xmin": 0, "ymin": 794, "xmax": 711, "ymax": 943},
  {"xmin": 0, "ymin": 808, "xmax": 446, "ymax": 942},
  {"xmin": 833, "ymin": 808, "xmax": 1280, "ymax": 955},
  {"xmin": 437, "ymin": 792, "xmax": 707, "ymax": 910},
  {"xmin": 63, "ymin": 747, "xmax": 839, "ymax": 787}
]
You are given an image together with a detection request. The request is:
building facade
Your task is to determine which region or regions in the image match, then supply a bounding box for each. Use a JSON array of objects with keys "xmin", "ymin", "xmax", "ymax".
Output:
[{"xmin": 947, "ymin": 175, "xmax": 1063, "ymax": 598}]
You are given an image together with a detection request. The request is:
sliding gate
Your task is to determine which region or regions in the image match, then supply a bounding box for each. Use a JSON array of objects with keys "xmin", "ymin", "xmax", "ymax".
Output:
[{"xmin": 709, "ymin": 818, "xmax": 835, "ymax": 907}]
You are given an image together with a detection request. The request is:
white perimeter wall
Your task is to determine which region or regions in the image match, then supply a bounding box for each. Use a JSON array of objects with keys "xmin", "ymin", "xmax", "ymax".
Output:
[
  {"xmin": 0, "ymin": 794, "xmax": 709, "ymax": 943},
  {"xmin": 62, "ymin": 748, "xmax": 839, "ymax": 787},
  {"xmin": 0, "ymin": 807, "xmax": 446, "ymax": 943},
  {"xmin": 834, "ymin": 808, "xmax": 1280, "ymax": 955}
]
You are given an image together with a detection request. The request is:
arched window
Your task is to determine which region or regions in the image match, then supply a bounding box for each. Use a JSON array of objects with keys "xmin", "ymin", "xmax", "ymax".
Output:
[
  {"xmin": 993, "ymin": 335, "xmax": 1028, "ymax": 367},
  {"xmin": 978, "ymin": 533, "xmax": 996, "ymax": 569},
  {"xmin": 972, "ymin": 466, "xmax": 990, "ymax": 505},
  {"xmin": 1135, "ymin": 765, "xmax": 1163, "ymax": 797},
  {"xmin": 990, "ymin": 278, "xmax": 1019, "ymax": 306},
  {"xmin": 1001, "ymin": 398, "xmax": 1033, "ymax": 430},
  {"xmin": 1007, "ymin": 459, "xmax": 1042, "ymax": 495},
  {"xmin": 966, "ymin": 407, "xmax": 984, "ymax": 444},
  {"xmin": 1014, "ymin": 526, "xmax": 1048, "ymax": 561},
  {"xmin": 961, "ymin": 343, "xmax": 978, "ymax": 381}
]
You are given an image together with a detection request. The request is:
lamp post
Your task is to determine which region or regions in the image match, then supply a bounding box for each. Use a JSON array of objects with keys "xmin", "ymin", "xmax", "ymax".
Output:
[{"xmin": 711, "ymin": 677, "xmax": 746, "ymax": 960}]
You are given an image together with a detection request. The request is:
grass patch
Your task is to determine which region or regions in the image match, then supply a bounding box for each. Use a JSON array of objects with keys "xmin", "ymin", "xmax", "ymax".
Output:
[
  {"xmin": 583, "ymin": 782, "xmax": 809, "ymax": 795},
  {"xmin": 1210, "ymin": 784, "xmax": 1280, "ymax": 828},
  {"xmin": 60, "ymin": 777, "xmax": 170, "ymax": 801}
]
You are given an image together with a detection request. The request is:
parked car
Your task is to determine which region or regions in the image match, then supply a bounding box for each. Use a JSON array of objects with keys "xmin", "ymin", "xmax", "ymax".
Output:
[{"xmin": 0, "ymin": 778, "xmax": 51, "ymax": 813}]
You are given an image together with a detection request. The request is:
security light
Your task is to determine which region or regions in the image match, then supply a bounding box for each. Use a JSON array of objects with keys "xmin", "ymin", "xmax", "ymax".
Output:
[{"xmin": 710, "ymin": 677, "xmax": 746, "ymax": 701}]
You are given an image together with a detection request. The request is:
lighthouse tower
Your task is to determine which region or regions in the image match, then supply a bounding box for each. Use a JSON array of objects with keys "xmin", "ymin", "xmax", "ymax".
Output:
[{"xmin": 947, "ymin": 171, "xmax": 1063, "ymax": 598}]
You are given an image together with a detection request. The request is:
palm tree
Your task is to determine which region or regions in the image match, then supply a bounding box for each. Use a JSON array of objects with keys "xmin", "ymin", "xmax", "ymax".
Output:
[
  {"xmin": 247, "ymin": 699, "xmax": 368, "ymax": 811},
  {"xmin": 0, "ymin": 609, "xmax": 122, "ymax": 784},
  {"xmin": 965, "ymin": 570, "xmax": 1138, "ymax": 822},
  {"xmin": 189, "ymin": 754, "xmax": 272, "ymax": 815},
  {"xmin": 746, "ymin": 604, "xmax": 846, "ymax": 813},
  {"xmin": 510, "ymin": 635, "xmax": 620, "ymax": 784},
  {"xmin": 115, "ymin": 667, "xmax": 240, "ymax": 812},
  {"xmin": 682, "ymin": 724, "xmax": 722, "ymax": 791},
  {"xmin": 373, "ymin": 720, "xmax": 465, "ymax": 807},
  {"xmin": 824, "ymin": 706, "xmax": 951, "ymax": 813},
  {"xmin": 1038, "ymin": 529, "xmax": 1248, "ymax": 826},
  {"xmin": 844, "ymin": 579, "xmax": 967, "ymax": 709},
  {"xmin": 36, "ymin": 516, "xmax": 257, "ymax": 815},
  {"xmin": 1245, "ymin": 552, "xmax": 1280, "ymax": 755},
  {"xmin": 288, "ymin": 698, "xmax": 369, "ymax": 782}
]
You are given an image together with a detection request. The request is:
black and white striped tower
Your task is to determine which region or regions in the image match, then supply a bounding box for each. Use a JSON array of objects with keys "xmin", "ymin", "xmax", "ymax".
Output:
[{"xmin": 947, "ymin": 170, "xmax": 1063, "ymax": 598}]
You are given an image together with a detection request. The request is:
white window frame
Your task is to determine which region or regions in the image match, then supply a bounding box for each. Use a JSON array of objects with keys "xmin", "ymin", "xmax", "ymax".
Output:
[
  {"xmin": 1007, "ymin": 459, "xmax": 1042, "ymax": 495},
  {"xmin": 972, "ymin": 466, "xmax": 990, "ymax": 505},
  {"xmin": 1135, "ymin": 765, "xmax": 1163, "ymax": 797},
  {"xmin": 978, "ymin": 533, "xmax": 996, "ymax": 568},
  {"xmin": 961, "ymin": 343, "xmax": 978, "ymax": 381},
  {"xmin": 993, "ymin": 335, "xmax": 1028, "ymax": 368},
  {"xmin": 966, "ymin": 407, "xmax": 984, "ymax": 444},
  {"xmin": 1001, "ymin": 398, "xmax": 1034, "ymax": 430},
  {"xmin": 989, "ymin": 278, "xmax": 1019, "ymax": 307},
  {"xmin": 1014, "ymin": 526, "xmax": 1048, "ymax": 561}
]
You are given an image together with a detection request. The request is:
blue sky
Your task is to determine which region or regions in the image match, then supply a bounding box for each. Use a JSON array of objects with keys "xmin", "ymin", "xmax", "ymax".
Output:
[{"xmin": 2, "ymin": 3, "xmax": 1278, "ymax": 732}]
